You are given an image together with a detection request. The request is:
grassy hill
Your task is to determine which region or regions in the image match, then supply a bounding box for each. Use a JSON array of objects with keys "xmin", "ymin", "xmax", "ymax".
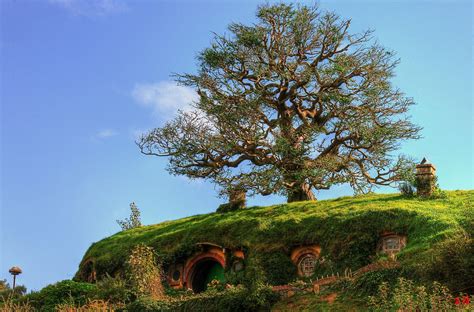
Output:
[{"xmin": 76, "ymin": 190, "xmax": 473, "ymax": 294}]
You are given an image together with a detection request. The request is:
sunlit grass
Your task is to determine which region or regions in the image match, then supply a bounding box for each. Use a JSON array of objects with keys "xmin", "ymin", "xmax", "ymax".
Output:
[{"xmin": 76, "ymin": 190, "xmax": 473, "ymax": 280}]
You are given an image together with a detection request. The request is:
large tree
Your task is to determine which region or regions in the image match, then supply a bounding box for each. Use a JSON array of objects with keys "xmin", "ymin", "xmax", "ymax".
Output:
[{"xmin": 138, "ymin": 4, "xmax": 421, "ymax": 202}]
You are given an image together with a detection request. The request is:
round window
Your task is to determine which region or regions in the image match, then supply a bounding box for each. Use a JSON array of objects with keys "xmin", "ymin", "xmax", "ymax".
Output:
[
  {"xmin": 298, "ymin": 254, "xmax": 317, "ymax": 277},
  {"xmin": 172, "ymin": 270, "xmax": 181, "ymax": 281}
]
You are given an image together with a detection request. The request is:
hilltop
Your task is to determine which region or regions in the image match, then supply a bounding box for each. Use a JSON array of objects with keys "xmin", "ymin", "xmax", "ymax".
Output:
[{"xmin": 75, "ymin": 190, "xmax": 473, "ymax": 295}]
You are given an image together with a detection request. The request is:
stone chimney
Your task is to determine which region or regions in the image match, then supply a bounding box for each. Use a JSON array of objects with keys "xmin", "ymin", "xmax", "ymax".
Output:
[{"xmin": 415, "ymin": 158, "xmax": 436, "ymax": 197}]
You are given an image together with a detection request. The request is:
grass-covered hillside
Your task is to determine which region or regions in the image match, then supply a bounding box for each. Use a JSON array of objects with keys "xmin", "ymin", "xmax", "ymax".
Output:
[{"xmin": 76, "ymin": 190, "xmax": 473, "ymax": 293}]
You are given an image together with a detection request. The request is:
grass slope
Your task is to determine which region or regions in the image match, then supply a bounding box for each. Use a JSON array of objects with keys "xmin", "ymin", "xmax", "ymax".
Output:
[{"xmin": 76, "ymin": 190, "xmax": 473, "ymax": 286}]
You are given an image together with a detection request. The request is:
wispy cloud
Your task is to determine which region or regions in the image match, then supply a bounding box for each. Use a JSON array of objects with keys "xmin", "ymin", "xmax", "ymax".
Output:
[
  {"xmin": 95, "ymin": 129, "xmax": 118, "ymax": 139},
  {"xmin": 132, "ymin": 81, "xmax": 198, "ymax": 119},
  {"xmin": 49, "ymin": 0, "xmax": 127, "ymax": 17}
]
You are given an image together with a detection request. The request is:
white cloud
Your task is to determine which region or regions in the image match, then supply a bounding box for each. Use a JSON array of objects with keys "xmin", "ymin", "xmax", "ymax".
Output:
[
  {"xmin": 132, "ymin": 81, "xmax": 198, "ymax": 119},
  {"xmin": 49, "ymin": 0, "xmax": 127, "ymax": 17},
  {"xmin": 95, "ymin": 129, "xmax": 118, "ymax": 139}
]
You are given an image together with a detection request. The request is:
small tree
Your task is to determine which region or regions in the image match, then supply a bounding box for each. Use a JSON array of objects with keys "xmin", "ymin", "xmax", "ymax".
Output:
[
  {"xmin": 116, "ymin": 202, "xmax": 142, "ymax": 231},
  {"xmin": 126, "ymin": 244, "xmax": 164, "ymax": 300}
]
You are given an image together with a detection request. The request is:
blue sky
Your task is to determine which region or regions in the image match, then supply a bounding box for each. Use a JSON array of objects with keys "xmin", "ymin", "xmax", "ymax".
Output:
[{"xmin": 1, "ymin": 0, "xmax": 472, "ymax": 291}]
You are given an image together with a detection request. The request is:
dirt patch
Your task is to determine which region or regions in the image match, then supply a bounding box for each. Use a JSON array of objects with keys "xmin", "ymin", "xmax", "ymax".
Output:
[{"xmin": 320, "ymin": 292, "xmax": 338, "ymax": 304}]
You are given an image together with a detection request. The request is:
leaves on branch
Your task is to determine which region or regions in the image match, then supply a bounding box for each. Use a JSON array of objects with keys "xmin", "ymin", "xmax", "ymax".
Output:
[{"xmin": 138, "ymin": 3, "xmax": 421, "ymax": 201}]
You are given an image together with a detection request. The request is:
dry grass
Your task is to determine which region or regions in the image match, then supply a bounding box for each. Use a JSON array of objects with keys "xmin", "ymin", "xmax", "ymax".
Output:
[
  {"xmin": 0, "ymin": 296, "xmax": 34, "ymax": 312},
  {"xmin": 55, "ymin": 299, "xmax": 120, "ymax": 311}
]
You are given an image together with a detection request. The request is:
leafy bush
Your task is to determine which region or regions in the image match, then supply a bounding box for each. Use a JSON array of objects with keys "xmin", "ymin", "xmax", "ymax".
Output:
[
  {"xmin": 125, "ymin": 285, "xmax": 279, "ymax": 312},
  {"xmin": 127, "ymin": 244, "xmax": 164, "ymax": 299},
  {"xmin": 126, "ymin": 296, "xmax": 174, "ymax": 312},
  {"xmin": 398, "ymin": 182, "xmax": 415, "ymax": 197},
  {"xmin": 117, "ymin": 202, "xmax": 142, "ymax": 231},
  {"xmin": 95, "ymin": 274, "xmax": 132, "ymax": 304},
  {"xmin": 21, "ymin": 280, "xmax": 96, "ymax": 311},
  {"xmin": 367, "ymin": 278, "xmax": 468, "ymax": 311}
]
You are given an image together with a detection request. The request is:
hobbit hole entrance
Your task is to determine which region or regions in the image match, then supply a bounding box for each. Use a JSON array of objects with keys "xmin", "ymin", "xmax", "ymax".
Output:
[{"xmin": 189, "ymin": 258, "xmax": 225, "ymax": 293}]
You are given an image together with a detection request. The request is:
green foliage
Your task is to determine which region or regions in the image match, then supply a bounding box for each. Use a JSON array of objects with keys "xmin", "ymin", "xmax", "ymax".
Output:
[
  {"xmin": 258, "ymin": 251, "xmax": 297, "ymax": 285},
  {"xmin": 117, "ymin": 202, "xmax": 142, "ymax": 231},
  {"xmin": 139, "ymin": 2, "xmax": 422, "ymax": 201},
  {"xmin": 180, "ymin": 284, "xmax": 278, "ymax": 312},
  {"xmin": 368, "ymin": 278, "xmax": 460, "ymax": 311},
  {"xmin": 21, "ymin": 280, "xmax": 96, "ymax": 311},
  {"xmin": 126, "ymin": 296, "xmax": 174, "ymax": 312},
  {"xmin": 125, "ymin": 285, "xmax": 279, "ymax": 312},
  {"xmin": 398, "ymin": 182, "xmax": 415, "ymax": 197},
  {"xmin": 127, "ymin": 244, "xmax": 164, "ymax": 299},
  {"xmin": 351, "ymin": 268, "xmax": 403, "ymax": 297},
  {"xmin": 95, "ymin": 274, "xmax": 132, "ymax": 304}
]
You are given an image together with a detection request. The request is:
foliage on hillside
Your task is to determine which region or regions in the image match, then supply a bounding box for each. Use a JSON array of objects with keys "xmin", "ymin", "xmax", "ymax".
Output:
[{"xmin": 76, "ymin": 190, "xmax": 473, "ymax": 292}]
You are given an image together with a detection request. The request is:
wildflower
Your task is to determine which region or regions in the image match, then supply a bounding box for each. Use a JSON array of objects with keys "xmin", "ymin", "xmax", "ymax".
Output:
[
  {"xmin": 454, "ymin": 297, "xmax": 461, "ymax": 305},
  {"xmin": 462, "ymin": 295, "xmax": 470, "ymax": 305}
]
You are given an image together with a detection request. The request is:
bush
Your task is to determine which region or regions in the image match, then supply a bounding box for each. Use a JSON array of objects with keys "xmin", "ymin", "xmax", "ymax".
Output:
[
  {"xmin": 398, "ymin": 182, "xmax": 415, "ymax": 197},
  {"xmin": 21, "ymin": 280, "xmax": 96, "ymax": 311},
  {"xmin": 177, "ymin": 285, "xmax": 278, "ymax": 312},
  {"xmin": 95, "ymin": 274, "xmax": 132, "ymax": 304},
  {"xmin": 117, "ymin": 202, "xmax": 142, "ymax": 231},
  {"xmin": 127, "ymin": 244, "xmax": 164, "ymax": 299},
  {"xmin": 126, "ymin": 296, "xmax": 174, "ymax": 312},
  {"xmin": 367, "ymin": 278, "xmax": 467, "ymax": 311}
]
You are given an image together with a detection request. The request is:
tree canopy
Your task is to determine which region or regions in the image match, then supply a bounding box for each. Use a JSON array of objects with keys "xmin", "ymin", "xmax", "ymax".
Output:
[{"xmin": 138, "ymin": 3, "xmax": 421, "ymax": 202}]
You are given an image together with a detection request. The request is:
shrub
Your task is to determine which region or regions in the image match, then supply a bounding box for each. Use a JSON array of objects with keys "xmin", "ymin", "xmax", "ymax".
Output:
[
  {"xmin": 127, "ymin": 244, "xmax": 164, "ymax": 299},
  {"xmin": 117, "ymin": 202, "xmax": 142, "ymax": 231},
  {"xmin": 398, "ymin": 182, "xmax": 415, "ymax": 197},
  {"xmin": 174, "ymin": 284, "xmax": 279, "ymax": 312},
  {"xmin": 368, "ymin": 278, "xmax": 468, "ymax": 311},
  {"xmin": 123, "ymin": 296, "xmax": 174, "ymax": 312},
  {"xmin": 95, "ymin": 274, "xmax": 132, "ymax": 304},
  {"xmin": 21, "ymin": 280, "xmax": 96, "ymax": 311}
]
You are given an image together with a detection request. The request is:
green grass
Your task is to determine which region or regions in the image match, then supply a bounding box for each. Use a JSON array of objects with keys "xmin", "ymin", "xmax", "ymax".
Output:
[{"xmin": 75, "ymin": 190, "xmax": 473, "ymax": 284}]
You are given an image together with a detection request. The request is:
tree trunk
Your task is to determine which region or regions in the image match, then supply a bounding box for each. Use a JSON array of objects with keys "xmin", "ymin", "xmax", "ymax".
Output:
[
  {"xmin": 229, "ymin": 189, "xmax": 246, "ymax": 209},
  {"xmin": 287, "ymin": 183, "xmax": 316, "ymax": 202}
]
